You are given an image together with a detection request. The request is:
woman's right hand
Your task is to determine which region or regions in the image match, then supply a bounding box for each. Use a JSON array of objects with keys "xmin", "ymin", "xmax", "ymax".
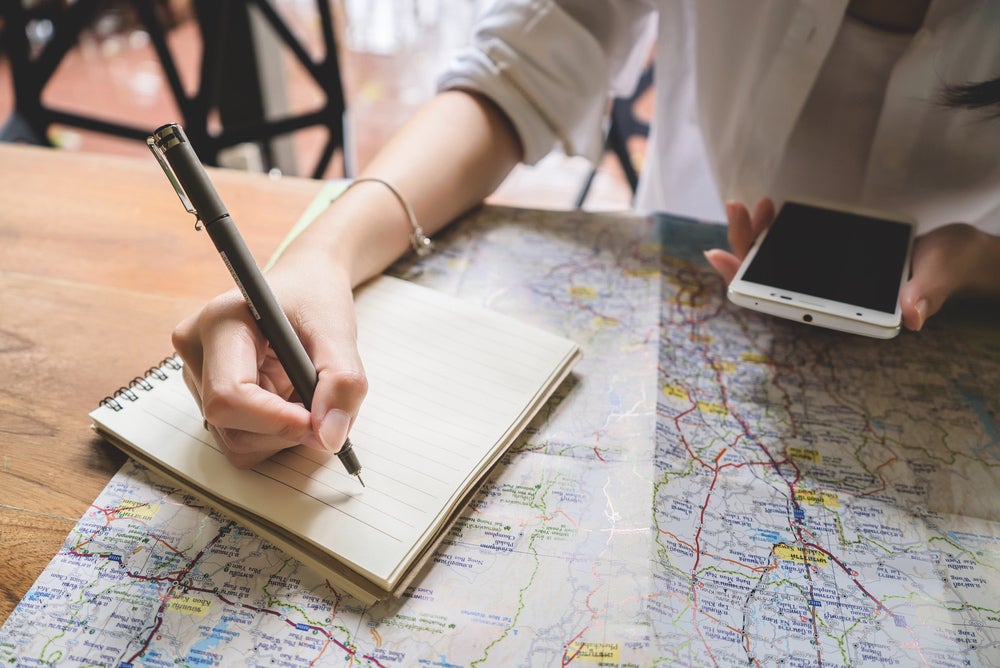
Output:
[
  {"xmin": 170, "ymin": 89, "xmax": 526, "ymax": 471},
  {"xmin": 172, "ymin": 249, "xmax": 368, "ymax": 469}
]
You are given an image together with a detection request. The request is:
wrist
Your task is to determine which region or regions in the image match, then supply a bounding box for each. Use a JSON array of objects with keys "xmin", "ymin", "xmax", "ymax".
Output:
[
  {"xmin": 341, "ymin": 178, "xmax": 433, "ymax": 258},
  {"xmin": 267, "ymin": 238, "xmax": 353, "ymax": 291},
  {"xmin": 285, "ymin": 180, "xmax": 428, "ymax": 286}
]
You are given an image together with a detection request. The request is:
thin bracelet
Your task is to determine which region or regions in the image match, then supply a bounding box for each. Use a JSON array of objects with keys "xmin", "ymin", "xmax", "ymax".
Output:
[{"xmin": 342, "ymin": 177, "xmax": 434, "ymax": 257}]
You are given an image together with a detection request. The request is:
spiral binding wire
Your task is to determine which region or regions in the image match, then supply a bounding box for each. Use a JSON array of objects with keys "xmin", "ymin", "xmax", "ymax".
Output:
[{"xmin": 99, "ymin": 355, "xmax": 183, "ymax": 411}]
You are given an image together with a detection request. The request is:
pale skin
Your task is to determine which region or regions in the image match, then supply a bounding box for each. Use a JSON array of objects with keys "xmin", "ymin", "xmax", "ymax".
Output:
[
  {"xmin": 174, "ymin": 9, "xmax": 1000, "ymax": 469},
  {"xmin": 174, "ymin": 91, "xmax": 522, "ymax": 467}
]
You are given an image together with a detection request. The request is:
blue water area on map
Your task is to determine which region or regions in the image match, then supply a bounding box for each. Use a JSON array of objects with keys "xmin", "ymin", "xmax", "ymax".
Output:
[
  {"xmin": 755, "ymin": 529, "xmax": 781, "ymax": 542},
  {"xmin": 955, "ymin": 382, "xmax": 999, "ymax": 458},
  {"xmin": 187, "ymin": 618, "xmax": 231, "ymax": 664}
]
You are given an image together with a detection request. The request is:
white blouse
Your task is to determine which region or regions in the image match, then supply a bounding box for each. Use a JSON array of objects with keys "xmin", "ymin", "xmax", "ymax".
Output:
[{"xmin": 438, "ymin": 0, "xmax": 1000, "ymax": 234}]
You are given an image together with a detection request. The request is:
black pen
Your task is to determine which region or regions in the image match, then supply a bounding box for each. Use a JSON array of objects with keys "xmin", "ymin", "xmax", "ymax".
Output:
[{"xmin": 148, "ymin": 122, "xmax": 364, "ymax": 486}]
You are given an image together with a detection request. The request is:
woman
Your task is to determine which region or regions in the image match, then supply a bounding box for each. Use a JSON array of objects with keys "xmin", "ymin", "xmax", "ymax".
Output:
[{"xmin": 173, "ymin": 0, "xmax": 1000, "ymax": 467}]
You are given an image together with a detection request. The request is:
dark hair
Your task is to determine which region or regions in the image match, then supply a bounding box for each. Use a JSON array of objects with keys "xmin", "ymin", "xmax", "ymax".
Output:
[{"xmin": 940, "ymin": 76, "xmax": 1000, "ymax": 114}]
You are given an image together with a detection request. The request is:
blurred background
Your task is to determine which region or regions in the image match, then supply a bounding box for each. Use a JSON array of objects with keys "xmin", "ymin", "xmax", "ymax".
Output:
[{"xmin": 0, "ymin": 0, "xmax": 645, "ymax": 209}]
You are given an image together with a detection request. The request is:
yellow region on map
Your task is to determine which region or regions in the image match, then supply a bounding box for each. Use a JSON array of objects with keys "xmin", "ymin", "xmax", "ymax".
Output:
[
  {"xmin": 569, "ymin": 285, "xmax": 596, "ymax": 298},
  {"xmin": 697, "ymin": 401, "xmax": 727, "ymax": 416},
  {"xmin": 788, "ymin": 448, "xmax": 821, "ymax": 463},
  {"xmin": 669, "ymin": 294, "xmax": 705, "ymax": 307},
  {"xmin": 774, "ymin": 545, "xmax": 830, "ymax": 566},
  {"xmin": 569, "ymin": 642, "xmax": 621, "ymax": 662},
  {"xmin": 740, "ymin": 352, "xmax": 772, "ymax": 364},
  {"xmin": 115, "ymin": 500, "xmax": 158, "ymax": 521},
  {"xmin": 662, "ymin": 384, "xmax": 687, "ymax": 400},
  {"xmin": 593, "ymin": 315, "xmax": 621, "ymax": 328},
  {"xmin": 797, "ymin": 490, "xmax": 838, "ymax": 507},
  {"xmin": 167, "ymin": 595, "xmax": 213, "ymax": 616}
]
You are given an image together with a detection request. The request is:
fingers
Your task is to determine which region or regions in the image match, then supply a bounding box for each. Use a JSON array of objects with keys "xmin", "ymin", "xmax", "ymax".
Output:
[
  {"xmin": 749, "ymin": 197, "xmax": 776, "ymax": 254},
  {"xmin": 171, "ymin": 260, "xmax": 372, "ymax": 470},
  {"xmin": 724, "ymin": 201, "xmax": 754, "ymax": 258},
  {"xmin": 289, "ymin": 289, "xmax": 368, "ymax": 454},
  {"xmin": 707, "ymin": 197, "xmax": 776, "ymax": 284},
  {"xmin": 312, "ymin": 361, "xmax": 368, "ymax": 455},
  {"xmin": 724, "ymin": 197, "xmax": 775, "ymax": 259},
  {"xmin": 898, "ymin": 223, "xmax": 996, "ymax": 331},
  {"xmin": 703, "ymin": 249, "xmax": 742, "ymax": 285},
  {"xmin": 172, "ymin": 291, "xmax": 315, "ymax": 468}
]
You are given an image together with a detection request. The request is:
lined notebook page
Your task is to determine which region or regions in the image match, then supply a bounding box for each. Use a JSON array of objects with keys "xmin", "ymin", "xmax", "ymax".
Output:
[{"xmin": 91, "ymin": 275, "xmax": 580, "ymax": 588}]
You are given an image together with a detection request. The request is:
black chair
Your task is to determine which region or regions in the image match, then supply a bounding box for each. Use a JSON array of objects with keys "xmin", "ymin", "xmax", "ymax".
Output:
[
  {"xmin": 0, "ymin": 0, "xmax": 347, "ymax": 178},
  {"xmin": 575, "ymin": 63, "xmax": 652, "ymax": 209}
]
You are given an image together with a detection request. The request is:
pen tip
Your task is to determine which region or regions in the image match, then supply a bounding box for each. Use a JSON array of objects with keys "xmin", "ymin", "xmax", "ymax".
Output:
[{"xmin": 357, "ymin": 474, "xmax": 366, "ymax": 488}]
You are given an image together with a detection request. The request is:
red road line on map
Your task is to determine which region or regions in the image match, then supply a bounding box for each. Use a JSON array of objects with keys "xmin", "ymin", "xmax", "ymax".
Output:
[
  {"xmin": 690, "ymin": 585, "xmax": 719, "ymax": 666},
  {"xmin": 817, "ymin": 377, "xmax": 901, "ymax": 497},
  {"xmin": 671, "ymin": 278, "xmax": 911, "ymax": 666},
  {"xmin": 126, "ymin": 524, "xmax": 235, "ymax": 662},
  {"xmin": 561, "ymin": 627, "xmax": 589, "ymax": 666},
  {"xmin": 593, "ymin": 443, "xmax": 607, "ymax": 463},
  {"xmin": 695, "ymin": 605, "xmax": 761, "ymax": 644},
  {"xmin": 689, "ymin": 296, "xmax": 819, "ymax": 666},
  {"xmin": 127, "ymin": 599, "xmax": 168, "ymax": 663},
  {"xmin": 863, "ymin": 452, "xmax": 898, "ymax": 496},
  {"xmin": 583, "ymin": 580, "xmax": 645, "ymax": 619},
  {"xmin": 665, "ymin": 307, "xmax": 730, "ymax": 666},
  {"xmin": 712, "ymin": 552, "xmax": 775, "ymax": 574},
  {"xmin": 307, "ymin": 637, "xmax": 334, "ymax": 667},
  {"xmin": 76, "ymin": 503, "xmax": 187, "ymax": 557},
  {"xmin": 74, "ymin": 512, "xmax": 364, "ymax": 665},
  {"xmin": 524, "ymin": 508, "xmax": 579, "ymax": 529},
  {"xmin": 324, "ymin": 579, "xmax": 344, "ymax": 618},
  {"xmin": 800, "ymin": 540, "xmax": 889, "ymax": 613},
  {"xmin": 691, "ymin": 467, "xmax": 720, "ymax": 572},
  {"xmin": 658, "ymin": 529, "xmax": 698, "ymax": 554}
]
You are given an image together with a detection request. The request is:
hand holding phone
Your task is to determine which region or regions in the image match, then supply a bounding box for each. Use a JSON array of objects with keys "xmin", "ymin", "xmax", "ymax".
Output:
[{"xmin": 727, "ymin": 198, "xmax": 915, "ymax": 339}]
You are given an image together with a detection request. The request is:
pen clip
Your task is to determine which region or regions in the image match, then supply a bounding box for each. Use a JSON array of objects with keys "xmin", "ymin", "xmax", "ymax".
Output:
[{"xmin": 147, "ymin": 135, "xmax": 202, "ymax": 229}]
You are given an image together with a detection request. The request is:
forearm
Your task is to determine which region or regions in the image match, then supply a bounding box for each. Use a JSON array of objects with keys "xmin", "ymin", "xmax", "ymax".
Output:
[{"xmin": 278, "ymin": 89, "xmax": 523, "ymax": 286}]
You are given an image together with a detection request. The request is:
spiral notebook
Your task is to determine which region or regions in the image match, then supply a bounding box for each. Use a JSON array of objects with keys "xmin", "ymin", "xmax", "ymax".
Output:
[{"xmin": 90, "ymin": 275, "xmax": 581, "ymax": 604}]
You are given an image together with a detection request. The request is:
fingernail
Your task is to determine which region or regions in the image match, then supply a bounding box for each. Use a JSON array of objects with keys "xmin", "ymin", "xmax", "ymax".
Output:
[
  {"xmin": 914, "ymin": 298, "xmax": 928, "ymax": 330},
  {"xmin": 318, "ymin": 409, "xmax": 350, "ymax": 453}
]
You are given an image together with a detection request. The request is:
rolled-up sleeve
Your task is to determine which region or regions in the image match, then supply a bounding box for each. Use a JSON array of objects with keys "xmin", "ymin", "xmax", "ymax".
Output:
[{"xmin": 437, "ymin": 0, "xmax": 656, "ymax": 165}]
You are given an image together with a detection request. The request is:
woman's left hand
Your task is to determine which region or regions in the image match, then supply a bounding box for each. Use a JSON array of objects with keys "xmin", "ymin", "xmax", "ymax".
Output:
[
  {"xmin": 896, "ymin": 222, "xmax": 1000, "ymax": 330},
  {"xmin": 704, "ymin": 198, "xmax": 1000, "ymax": 331}
]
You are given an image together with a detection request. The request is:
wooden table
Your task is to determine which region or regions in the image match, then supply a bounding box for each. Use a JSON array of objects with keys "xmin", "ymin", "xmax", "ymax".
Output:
[{"xmin": 0, "ymin": 144, "xmax": 325, "ymax": 623}]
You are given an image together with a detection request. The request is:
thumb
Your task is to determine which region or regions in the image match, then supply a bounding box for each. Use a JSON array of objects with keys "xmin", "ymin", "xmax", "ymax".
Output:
[
  {"xmin": 898, "ymin": 281, "xmax": 932, "ymax": 332},
  {"xmin": 299, "ymin": 331, "xmax": 368, "ymax": 454},
  {"xmin": 898, "ymin": 239, "xmax": 954, "ymax": 332},
  {"xmin": 897, "ymin": 223, "xmax": 994, "ymax": 331}
]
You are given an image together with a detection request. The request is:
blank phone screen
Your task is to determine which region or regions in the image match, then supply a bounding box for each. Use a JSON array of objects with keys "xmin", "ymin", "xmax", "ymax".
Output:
[{"xmin": 741, "ymin": 202, "xmax": 912, "ymax": 314}]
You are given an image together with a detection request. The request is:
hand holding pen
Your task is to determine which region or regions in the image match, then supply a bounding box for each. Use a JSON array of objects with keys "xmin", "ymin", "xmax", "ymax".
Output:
[{"xmin": 150, "ymin": 123, "xmax": 366, "ymax": 484}]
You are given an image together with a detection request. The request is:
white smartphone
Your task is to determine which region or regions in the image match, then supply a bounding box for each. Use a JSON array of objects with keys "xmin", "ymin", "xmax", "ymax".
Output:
[{"xmin": 727, "ymin": 198, "xmax": 915, "ymax": 339}]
